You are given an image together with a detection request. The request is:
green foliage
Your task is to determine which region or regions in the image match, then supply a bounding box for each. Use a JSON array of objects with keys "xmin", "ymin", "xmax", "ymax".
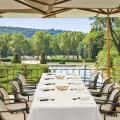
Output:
[
  {"xmin": 40, "ymin": 51, "xmax": 47, "ymax": 64},
  {"xmin": 83, "ymin": 31, "xmax": 104, "ymax": 59},
  {"xmin": 12, "ymin": 53, "xmax": 21, "ymax": 63},
  {"xmin": 59, "ymin": 60, "xmax": 66, "ymax": 64},
  {"xmin": 0, "ymin": 58, "xmax": 11, "ymax": 62},
  {"xmin": 47, "ymin": 59, "xmax": 82, "ymax": 62}
]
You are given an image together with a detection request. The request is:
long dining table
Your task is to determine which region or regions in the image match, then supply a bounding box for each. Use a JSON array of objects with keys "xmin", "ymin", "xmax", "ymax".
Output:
[{"xmin": 28, "ymin": 73, "xmax": 101, "ymax": 120}]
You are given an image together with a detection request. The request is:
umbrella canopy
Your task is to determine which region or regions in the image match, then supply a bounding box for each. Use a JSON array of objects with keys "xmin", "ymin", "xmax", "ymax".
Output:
[{"xmin": 0, "ymin": 0, "xmax": 120, "ymax": 17}]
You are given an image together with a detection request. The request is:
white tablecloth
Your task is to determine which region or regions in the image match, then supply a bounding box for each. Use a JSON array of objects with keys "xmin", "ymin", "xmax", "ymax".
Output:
[{"xmin": 28, "ymin": 73, "xmax": 101, "ymax": 120}]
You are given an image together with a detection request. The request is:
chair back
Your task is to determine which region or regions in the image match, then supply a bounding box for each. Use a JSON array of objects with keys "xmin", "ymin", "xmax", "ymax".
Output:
[
  {"xmin": 102, "ymin": 82, "xmax": 115, "ymax": 94},
  {"xmin": 0, "ymin": 86, "xmax": 10, "ymax": 103},
  {"xmin": 110, "ymin": 88, "xmax": 120, "ymax": 111},
  {"xmin": 17, "ymin": 79, "xmax": 24, "ymax": 93},
  {"xmin": 17, "ymin": 74, "xmax": 26, "ymax": 86},
  {"xmin": 91, "ymin": 72, "xmax": 100, "ymax": 88},
  {"xmin": 90, "ymin": 71, "xmax": 98, "ymax": 81},
  {"xmin": 99, "ymin": 78, "xmax": 114, "ymax": 94},
  {"xmin": 9, "ymin": 81, "xmax": 21, "ymax": 100},
  {"xmin": 108, "ymin": 87, "xmax": 120, "ymax": 102}
]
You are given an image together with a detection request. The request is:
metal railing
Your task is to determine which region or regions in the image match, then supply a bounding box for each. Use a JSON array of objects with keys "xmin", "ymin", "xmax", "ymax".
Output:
[{"xmin": 49, "ymin": 65, "xmax": 106, "ymax": 83}]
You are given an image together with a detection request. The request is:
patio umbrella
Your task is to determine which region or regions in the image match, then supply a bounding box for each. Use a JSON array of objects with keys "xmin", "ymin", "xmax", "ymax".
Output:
[{"xmin": 0, "ymin": 0, "xmax": 120, "ymax": 77}]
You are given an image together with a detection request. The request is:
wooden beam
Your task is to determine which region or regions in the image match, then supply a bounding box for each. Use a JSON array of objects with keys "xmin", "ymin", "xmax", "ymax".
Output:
[
  {"xmin": 14, "ymin": 0, "xmax": 47, "ymax": 14},
  {"xmin": 43, "ymin": 8, "xmax": 71, "ymax": 18},
  {"xmin": 106, "ymin": 9, "xmax": 110, "ymax": 78},
  {"xmin": 53, "ymin": 0, "xmax": 71, "ymax": 5}
]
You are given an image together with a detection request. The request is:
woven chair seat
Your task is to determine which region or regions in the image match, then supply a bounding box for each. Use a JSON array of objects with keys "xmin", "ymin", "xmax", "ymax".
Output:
[
  {"xmin": 1, "ymin": 112, "xmax": 25, "ymax": 120},
  {"xmin": 6, "ymin": 102, "xmax": 27, "ymax": 110}
]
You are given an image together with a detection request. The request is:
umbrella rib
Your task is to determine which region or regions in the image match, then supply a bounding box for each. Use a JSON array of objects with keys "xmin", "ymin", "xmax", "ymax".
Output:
[
  {"xmin": 110, "ymin": 7, "xmax": 120, "ymax": 14},
  {"xmin": 53, "ymin": 0, "xmax": 72, "ymax": 5},
  {"xmin": 0, "ymin": 9, "xmax": 35, "ymax": 13},
  {"xmin": 77, "ymin": 8, "xmax": 107, "ymax": 15},
  {"xmin": 98, "ymin": 9, "xmax": 107, "ymax": 14},
  {"xmin": 14, "ymin": 0, "xmax": 47, "ymax": 14},
  {"xmin": 43, "ymin": 8, "xmax": 72, "ymax": 18},
  {"xmin": 28, "ymin": 0, "xmax": 49, "ymax": 5}
]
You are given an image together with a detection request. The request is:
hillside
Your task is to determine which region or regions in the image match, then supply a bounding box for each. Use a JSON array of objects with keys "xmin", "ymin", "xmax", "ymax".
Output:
[{"xmin": 0, "ymin": 26, "xmax": 66, "ymax": 38}]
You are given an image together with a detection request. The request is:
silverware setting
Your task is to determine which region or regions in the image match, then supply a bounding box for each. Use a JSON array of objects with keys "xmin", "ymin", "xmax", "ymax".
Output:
[
  {"xmin": 44, "ymin": 83, "xmax": 55, "ymax": 85},
  {"xmin": 40, "ymin": 98, "xmax": 55, "ymax": 101},
  {"xmin": 43, "ymin": 89, "xmax": 55, "ymax": 91},
  {"xmin": 72, "ymin": 97, "xmax": 80, "ymax": 100}
]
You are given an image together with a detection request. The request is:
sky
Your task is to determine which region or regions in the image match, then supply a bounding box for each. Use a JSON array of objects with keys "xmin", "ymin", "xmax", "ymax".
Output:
[{"xmin": 0, "ymin": 18, "xmax": 92, "ymax": 33}]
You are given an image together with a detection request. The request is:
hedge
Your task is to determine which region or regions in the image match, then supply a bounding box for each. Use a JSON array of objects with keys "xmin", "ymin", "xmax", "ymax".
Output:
[
  {"xmin": 47, "ymin": 59, "xmax": 95, "ymax": 63},
  {"xmin": 0, "ymin": 58, "xmax": 11, "ymax": 62}
]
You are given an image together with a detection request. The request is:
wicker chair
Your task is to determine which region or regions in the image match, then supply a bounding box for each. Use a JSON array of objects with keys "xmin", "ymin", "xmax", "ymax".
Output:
[
  {"xmin": 17, "ymin": 78, "xmax": 35, "ymax": 93},
  {"xmin": 90, "ymin": 79, "xmax": 114, "ymax": 97},
  {"xmin": 0, "ymin": 86, "xmax": 29, "ymax": 112},
  {"xmin": 0, "ymin": 98, "xmax": 26, "ymax": 120},
  {"xmin": 95, "ymin": 87, "xmax": 119, "ymax": 104},
  {"xmin": 103, "ymin": 110, "xmax": 120, "ymax": 120},
  {"xmin": 84, "ymin": 71, "xmax": 99, "ymax": 86},
  {"xmin": 10, "ymin": 80, "xmax": 33, "ymax": 102},
  {"xmin": 17, "ymin": 74, "xmax": 38, "ymax": 89},
  {"xmin": 86, "ymin": 72, "xmax": 100, "ymax": 89},
  {"xmin": 100, "ymin": 91, "xmax": 120, "ymax": 120}
]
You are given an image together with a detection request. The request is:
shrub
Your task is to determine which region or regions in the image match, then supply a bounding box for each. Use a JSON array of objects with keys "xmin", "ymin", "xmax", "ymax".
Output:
[
  {"xmin": 12, "ymin": 53, "xmax": 21, "ymax": 63},
  {"xmin": 47, "ymin": 59, "xmax": 82, "ymax": 62},
  {"xmin": 40, "ymin": 51, "xmax": 47, "ymax": 64},
  {"xmin": 59, "ymin": 60, "xmax": 66, "ymax": 64},
  {"xmin": 84, "ymin": 59, "xmax": 95, "ymax": 62}
]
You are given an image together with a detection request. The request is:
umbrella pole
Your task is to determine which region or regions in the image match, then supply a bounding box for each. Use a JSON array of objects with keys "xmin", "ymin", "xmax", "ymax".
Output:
[{"xmin": 106, "ymin": 11, "xmax": 110, "ymax": 78}]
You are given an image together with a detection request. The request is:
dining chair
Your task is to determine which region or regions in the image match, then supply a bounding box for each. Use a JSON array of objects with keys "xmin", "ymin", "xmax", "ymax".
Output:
[
  {"xmin": 90, "ymin": 79, "xmax": 114, "ymax": 97},
  {"xmin": 17, "ymin": 78, "xmax": 35, "ymax": 93},
  {"xmin": 100, "ymin": 91, "xmax": 120, "ymax": 120},
  {"xmin": 17, "ymin": 74, "xmax": 38, "ymax": 89},
  {"xmin": 9, "ymin": 80, "xmax": 33, "ymax": 102},
  {"xmin": 95, "ymin": 87, "xmax": 119, "ymax": 104},
  {"xmin": 0, "ymin": 85, "xmax": 29, "ymax": 113},
  {"xmin": 0, "ymin": 97, "xmax": 26, "ymax": 120}
]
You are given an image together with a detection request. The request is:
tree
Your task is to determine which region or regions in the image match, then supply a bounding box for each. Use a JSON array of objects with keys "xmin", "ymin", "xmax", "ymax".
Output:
[
  {"xmin": 50, "ymin": 35, "xmax": 61, "ymax": 56},
  {"xmin": 40, "ymin": 51, "xmax": 47, "ymax": 64},
  {"xmin": 83, "ymin": 31, "xmax": 104, "ymax": 60},
  {"xmin": 0, "ymin": 34, "xmax": 11, "ymax": 57},
  {"xmin": 32, "ymin": 32, "xmax": 52, "ymax": 59},
  {"xmin": 90, "ymin": 17, "xmax": 120, "ymax": 55},
  {"xmin": 10, "ymin": 33, "xmax": 27, "ymax": 56},
  {"xmin": 12, "ymin": 53, "xmax": 21, "ymax": 63}
]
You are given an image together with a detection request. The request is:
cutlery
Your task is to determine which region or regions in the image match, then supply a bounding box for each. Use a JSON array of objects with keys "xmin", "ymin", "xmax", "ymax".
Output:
[
  {"xmin": 72, "ymin": 97, "xmax": 80, "ymax": 100},
  {"xmin": 44, "ymin": 83, "xmax": 55, "ymax": 85},
  {"xmin": 43, "ymin": 89, "xmax": 54, "ymax": 91},
  {"xmin": 40, "ymin": 99, "xmax": 55, "ymax": 101}
]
